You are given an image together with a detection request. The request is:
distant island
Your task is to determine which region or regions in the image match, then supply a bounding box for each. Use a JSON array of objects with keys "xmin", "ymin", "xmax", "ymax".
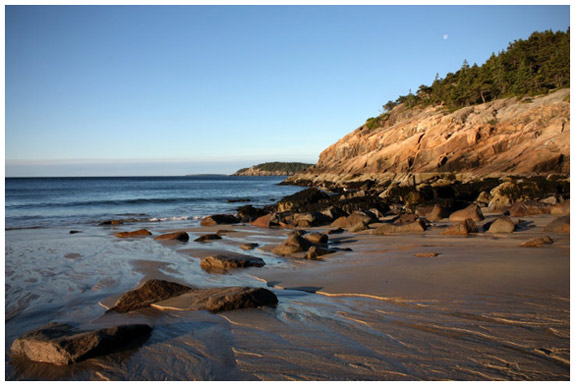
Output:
[{"xmin": 232, "ymin": 162, "xmax": 314, "ymax": 176}]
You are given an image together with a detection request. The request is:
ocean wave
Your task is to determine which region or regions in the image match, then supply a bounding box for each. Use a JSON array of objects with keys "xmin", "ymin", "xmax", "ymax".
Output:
[
  {"xmin": 148, "ymin": 216, "xmax": 195, "ymax": 222},
  {"xmin": 5, "ymin": 196, "xmax": 231, "ymax": 210}
]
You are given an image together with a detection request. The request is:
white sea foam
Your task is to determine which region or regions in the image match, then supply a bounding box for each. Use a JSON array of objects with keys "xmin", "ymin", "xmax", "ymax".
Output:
[{"xmin": 148, "ymin": 216, "xmax": 191, "ymax": 222}]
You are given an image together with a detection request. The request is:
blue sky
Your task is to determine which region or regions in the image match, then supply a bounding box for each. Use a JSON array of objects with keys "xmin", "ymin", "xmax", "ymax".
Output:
[{"xmin": 5, "ymin": 5, "xmax": 570, "ymax": 176}]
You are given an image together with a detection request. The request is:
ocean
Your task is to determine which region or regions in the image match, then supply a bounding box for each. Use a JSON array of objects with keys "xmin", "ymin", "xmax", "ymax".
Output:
[{"xmin": 5, "ymin": 176, "xmax": 303, "ymax": 230}]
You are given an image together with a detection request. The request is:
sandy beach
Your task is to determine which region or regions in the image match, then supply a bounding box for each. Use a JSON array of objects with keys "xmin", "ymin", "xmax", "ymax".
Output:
[{"xmin": 6, "ymin": 208, "xmax": 569, "ymax": 381}]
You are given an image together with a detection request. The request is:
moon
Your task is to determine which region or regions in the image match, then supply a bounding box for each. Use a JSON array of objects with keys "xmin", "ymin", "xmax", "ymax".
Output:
[{"xmin": 443, "ymin": 34, "xmax": 449, "ymax": 40}]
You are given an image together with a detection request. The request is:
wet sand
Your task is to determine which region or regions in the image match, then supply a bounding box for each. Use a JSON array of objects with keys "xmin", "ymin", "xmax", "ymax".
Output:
[{"xmin": 5, "ymin": 213, "xmax": 570, "ymax": 380}]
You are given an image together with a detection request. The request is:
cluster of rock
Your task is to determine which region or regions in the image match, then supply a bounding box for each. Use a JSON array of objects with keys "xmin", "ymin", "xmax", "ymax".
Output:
[{"xmin": 11, "ymin": 278, "xmax": 278, "ymax": 366}]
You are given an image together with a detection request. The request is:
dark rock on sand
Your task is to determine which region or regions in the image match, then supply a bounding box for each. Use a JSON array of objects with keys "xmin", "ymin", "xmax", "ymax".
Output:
[
  {"xmin": 304, "ymin": 246, "xmax": 335, "ymax": 260},
  {"xmin": 200, "ymin": 214, "xmax": 240, "ymax": 227},
  {"xmin": 271, "ymin": 234, "xmax": 313, "ymax": 256},
  {"xmin": 304, "ymin": 232, "xmax": 328, "ymax": 244},
  {"xmin": 519, "ymin": 236, "xmax": 554, "ymax": 248},
  {"xmin": 194, "ymin": 234, "xmax": 222, "ymax": 242},
  {"xmin": 448, "ymin": 203, "xmax": 484, "ymax": 222},
  {"xmin": 108, "ymin": 279, "xmax": 193, "ymax": 313},
  {"xmin": 116, "ymin": 229, "xmax": 152, "ymax": 238},
  {"xmin": 543, "ymin": 215, "xmax": 570, "ymax": 233},
  {"xmin": 154, "ymin": 232, "xmax": 189, "ymax": 242},
  {"xmin": 486, "ymin": 216, "xmax": 516, "ymax": 233},
  {"xmin": 236, "ymin": 205, "xmax": 269, "ymax": 222},
  {"xmin": 11, "ymin": 323, "xmax": 152, "ymax": 366},
  {"xmin": 200, "ymin": 254, "xmax": 265, "ymax": 271},
  {"xmin": 372, "ymin": 219, "xmax": 426, "ymax": 235},
  {"xmin": 153, "ymin": 286, "xmax": 278, "ymax": 313},
  {"xmin": 69, "ymin": 230, "xmax": 82, "ymax": 234},
  {"xmin": 440, "ymin": 219, "xmax": 478, "ymax": 236},
  {"xmin": 240, "ymin": 243, "xmax": 259, "ymax": 250}
]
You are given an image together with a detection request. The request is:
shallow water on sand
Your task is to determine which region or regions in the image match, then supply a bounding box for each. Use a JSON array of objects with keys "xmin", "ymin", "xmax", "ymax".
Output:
[{"xmin": 5, "ymin": 221, "xmax": 570, "ymax": 381}]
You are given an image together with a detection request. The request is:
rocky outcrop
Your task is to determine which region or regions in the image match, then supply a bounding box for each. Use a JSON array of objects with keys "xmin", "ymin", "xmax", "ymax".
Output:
[
  {"xmin": 151, "ymin": 287, "xmax": 278, "ymax": 313},
  {"xmin": 109, "ymin": 280, "xmax": 278, "ymax": 313},
  {"xmin": 284, "ymin": 89, "xmax": 569, "ymax": 188},
  {"xmin": 11, "ymin": 323, "xmax": 152, "ymax": 366}
]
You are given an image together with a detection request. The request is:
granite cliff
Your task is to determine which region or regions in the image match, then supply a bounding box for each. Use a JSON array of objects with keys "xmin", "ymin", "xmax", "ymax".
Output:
[{"xmin": 285, "ymin": 88, "xmax": 570, "ymax": 188}]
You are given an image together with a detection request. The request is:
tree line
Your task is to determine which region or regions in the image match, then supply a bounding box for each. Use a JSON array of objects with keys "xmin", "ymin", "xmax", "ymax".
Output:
[{"xmin": 367, "ymin": 29, "xmax": 569, "ymax": 129}]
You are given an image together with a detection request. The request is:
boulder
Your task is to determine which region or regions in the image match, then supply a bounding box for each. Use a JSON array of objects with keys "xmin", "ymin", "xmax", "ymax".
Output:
[
  {"xmin": 544, "ymin": 215, "xmax": 570, "ymax": 233},
  {"xmin": 200, "ymin": 214, "xmax": 240, "ymax": 227},
  {"xmin": 271, "ymin": 234, "xmax": 313, "ymax": 256},
  {"xmin": 349, "ymin": 222, "xmax": 370, "ymax": 233},
  {"xmin": 519, "ymin": 236, "xmax": 554, "ymax": 248},
  {"xmin": 240, "ymin": 243, "xmax": 259, "ymax": 250},
  {"xmin": 551, "ymin": 199, "xmax": 570, "ymax": 215},
  {"xmin": 326, "ymin": 227, "xmax": 345, "ymax": 234},
  {"xmin": 293, "ymin": 212, "xmax": 332, "ymax": 227},
  {"xmin": 154, "ymin": 232, "xmax": 189, "ymax": 242},
  {"xmin": 194, "ymin": 234, "xmax": 222, "ymax": 242},
  {"xmin": 276, "ymin": 188, "xmax": 329, "ymax": 212},
  {"xmin": 236, "ymin": 205, "xmax": 268, "ymax": 222},
  {"xmin": 304, "ymin": 233, "xmax": 328, "ymax": 244},
  {"xmin": 152, "ymin": 286, "xmax": 278, "ymax": 313},
  {"xmin": 11, "ymin": 323, "xmax": 152, "ymax": 366},
  {"xmin": 108, "ymin": 279, "xmax": 194, "ymax": 313},
  {"xmin": 305, "ymin": 246, "xmax": 334, "ymax": 260},
  {"xmin": 372, "ymin": 220, "xmax": 426, "ymax": 235},
  {"xmin": 448, "ymin": 204, "xmax": 484, "ymax": 222},
  {"xmin": 440, "ymin": 219, "xmax": 478, "ymax": 236},
  {"xmin": 116, "ymin": 229, "xmax": 152, "ymax": 238},
  {"xmin": 426, "ymin": 204, "xmax": 450, "ymax": 221},
  {"xmin": 251, "ymin": 213, "xmax": 275, "ymax": 228},
  {"xmin": 486, "ymin": 216, "xmax": 516, "ymax": 233},
  {"xmin": 200, "ymin": 255, "xmax": 265, "ymax": 271},
  {"xmin": 393, "ymin": 213, "xmax": 420, "ymax": 225},
  {"xmin": 330, "ymin": 212, "xmax": 372, "ymax": 229},
  {"xmin": 508, "ymin": 201, "xmax": 551, "ymax": 217}
]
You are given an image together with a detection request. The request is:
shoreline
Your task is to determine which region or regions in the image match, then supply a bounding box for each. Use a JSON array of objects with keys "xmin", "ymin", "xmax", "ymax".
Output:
[{"xmin": 5, "ymin": 180, "xmax": 571, "ymax": 380}]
